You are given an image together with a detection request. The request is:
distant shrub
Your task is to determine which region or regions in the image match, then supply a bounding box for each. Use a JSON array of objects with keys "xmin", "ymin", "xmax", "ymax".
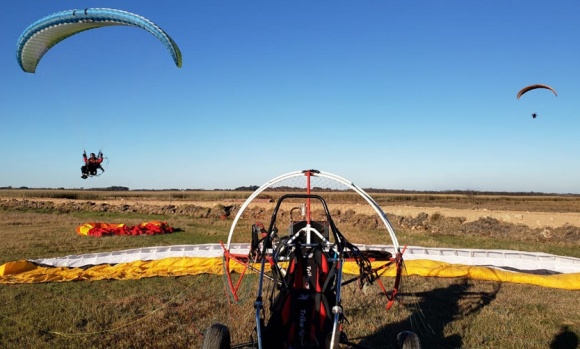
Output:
[{"xmin": 430, "ymin": 212, "xmax": 442, "ymax": 222}]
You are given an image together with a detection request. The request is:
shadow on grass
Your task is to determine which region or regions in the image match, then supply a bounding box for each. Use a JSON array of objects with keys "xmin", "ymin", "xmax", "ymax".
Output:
[
  {"xmin": 550, "ymin": 325, "xmax": 578, "ymax": 349},
  {"xmin": 357, "ymin": 279, "xmax": 500, "ymax": 348}
]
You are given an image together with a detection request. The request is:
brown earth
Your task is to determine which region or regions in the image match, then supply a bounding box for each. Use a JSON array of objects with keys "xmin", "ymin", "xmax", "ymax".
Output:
[
  {"xmin": 3, "ymin": 197, "xmax": 580, "ymax": 228},
  {"xmin": 384, "ymin": 205, "xmax": 580, "ymax": 228},
  {"xmin": 2, "ymin": 196, "xmax": 580, "ymax": 244}
]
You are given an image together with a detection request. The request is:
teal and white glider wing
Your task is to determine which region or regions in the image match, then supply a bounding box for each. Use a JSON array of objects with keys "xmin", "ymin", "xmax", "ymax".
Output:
[{"xmin": 16, "ymin": 8, "xmax": 182, "ymax": 73}]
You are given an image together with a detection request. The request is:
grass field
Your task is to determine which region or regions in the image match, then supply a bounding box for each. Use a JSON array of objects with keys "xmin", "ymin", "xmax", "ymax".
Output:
[{"xmin": 0, "ymin": 190, "xmax": 578, "ymax": 348}]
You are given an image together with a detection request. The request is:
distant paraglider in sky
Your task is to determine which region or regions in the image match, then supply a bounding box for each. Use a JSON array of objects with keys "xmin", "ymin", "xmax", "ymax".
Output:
[
  {"xmin": 81, "ymin": 150, "xmax": 107, "ymax": 179},
  {"xmin": 16, "ymin": 8, "xmax": 182, "ymax": 73},
  {"xmin": 517, "ymin": 84, "xmax": 558, "ymax": 119},
  {"xmin": 516, "ymin": 84, "xmax": 558, "ymax": 100}
]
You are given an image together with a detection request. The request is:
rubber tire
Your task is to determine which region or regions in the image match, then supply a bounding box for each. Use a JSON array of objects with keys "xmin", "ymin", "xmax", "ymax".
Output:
[
  {"xmin": 397, "ymin": 331, "xmax": 421, "ymax": 349},
  {"xmin": 202, "ymin": 323, "xmax": 231, "ymax": 349}
]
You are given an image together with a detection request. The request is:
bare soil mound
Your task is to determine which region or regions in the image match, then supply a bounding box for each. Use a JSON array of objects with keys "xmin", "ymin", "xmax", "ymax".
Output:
[{"xmin": 1, "ymin": 197, "xmax": 579, "ymax": 244}]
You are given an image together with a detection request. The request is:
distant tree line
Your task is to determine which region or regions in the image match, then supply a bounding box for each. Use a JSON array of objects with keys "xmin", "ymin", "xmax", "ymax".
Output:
[
  {"xmin": 0, "ymin": 186, "xmax": 129, "ymax": 191},
  {"xmin": 89, "ymin": 186, "xmax": 129, "ymax": 191},
  {"xmin": 1, "ymin": 185, "xmax": 578, "ymax": 197},
  {"xmin": 362, "ymin": 188, "xmax": 580, "ymax": 197},
  {"xmin": 234, "ymin": 185, "xmax": 260, "ymax": 191}
]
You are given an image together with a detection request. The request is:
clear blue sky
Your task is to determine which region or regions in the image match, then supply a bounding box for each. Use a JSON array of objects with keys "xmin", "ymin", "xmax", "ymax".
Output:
[{"xmin": 2, "ymin": 1, "xmax": 579, "ymax": 193}]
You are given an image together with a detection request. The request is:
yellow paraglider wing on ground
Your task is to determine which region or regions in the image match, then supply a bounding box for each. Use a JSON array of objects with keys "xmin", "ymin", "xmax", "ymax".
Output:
[{"xmin": 1, "ymin": 250, "xmax": 579, "ymax": 290}]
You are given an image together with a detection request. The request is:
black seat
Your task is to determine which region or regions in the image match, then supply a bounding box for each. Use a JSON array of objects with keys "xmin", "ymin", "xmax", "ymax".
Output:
[{"xmin": 288, "ymin": 220, "xmax": 329, "ymax": 243}]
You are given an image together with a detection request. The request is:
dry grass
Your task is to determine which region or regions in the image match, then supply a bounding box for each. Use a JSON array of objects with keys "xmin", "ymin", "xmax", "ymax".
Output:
[
  {"xmin": 1, "ymin": 271, "xmax": 577, "ymax": 348},
  {"xmin": 0, "ymin": 192, "xmax": 579, "ymax": 348},
  {"xmin": 3, "ymin": 188, "xmax": 580, "ymax": 212},
  {"xmin": 0, "ymin": 189, "xmax": 256, "ymax": 202}
]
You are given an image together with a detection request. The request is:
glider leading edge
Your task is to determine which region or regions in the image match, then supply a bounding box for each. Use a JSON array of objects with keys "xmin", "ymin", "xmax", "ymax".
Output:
[{"xmin": 516, "ymin": 84, "xmax": 558, "ymax": 100}]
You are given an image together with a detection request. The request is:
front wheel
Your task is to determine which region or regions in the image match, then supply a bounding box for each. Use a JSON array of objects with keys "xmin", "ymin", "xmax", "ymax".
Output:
[
  {"xmin": 202, "ymin": 323, "xmax": 231, "ymax": 349},
  {"xmin": 397, "ymin": 331, "xmax": 421, "ymax": 349}
]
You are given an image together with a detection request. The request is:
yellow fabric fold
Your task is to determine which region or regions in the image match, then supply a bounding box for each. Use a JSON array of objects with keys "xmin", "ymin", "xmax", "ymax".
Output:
[{"xmin": 0, "ymin": 258, "xmax": 578, "ymax": 290}]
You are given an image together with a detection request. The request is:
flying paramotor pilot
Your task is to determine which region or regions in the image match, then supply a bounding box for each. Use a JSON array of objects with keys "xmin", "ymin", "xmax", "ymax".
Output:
[{"xmin": 81, "ymin": 151, "xmax": 104, "ymax": 179}]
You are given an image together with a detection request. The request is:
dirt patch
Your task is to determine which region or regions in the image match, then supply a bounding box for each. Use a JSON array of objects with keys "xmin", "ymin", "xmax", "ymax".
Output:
[
  {"xmin": 2, "ymin": 197, "xmax": 580, "ymax": 244},
  {"xmin": 383, "ymin": 205, "xmax": 580, "ymax": 229}
]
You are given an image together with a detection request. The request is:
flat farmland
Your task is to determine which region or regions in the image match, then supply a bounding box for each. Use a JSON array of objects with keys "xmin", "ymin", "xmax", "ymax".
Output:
[{"xmin": 0, "ymin": 190, "xmax": 578, "ymax": 348}]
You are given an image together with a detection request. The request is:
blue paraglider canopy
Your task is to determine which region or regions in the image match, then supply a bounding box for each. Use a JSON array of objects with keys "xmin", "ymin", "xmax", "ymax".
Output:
[{"xmin": 16, "ymin": 8, "xmax": 182, "ymax": 73}]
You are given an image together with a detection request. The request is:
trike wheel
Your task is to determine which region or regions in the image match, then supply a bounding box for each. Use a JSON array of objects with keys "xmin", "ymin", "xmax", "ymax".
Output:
[
  {"xmin": 202, "ymin": 323, "xmax": 231, "ymax": 349},
  {"xmin": 397, "ymin": 331, "xmax": 421, "ymax": 349}
]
